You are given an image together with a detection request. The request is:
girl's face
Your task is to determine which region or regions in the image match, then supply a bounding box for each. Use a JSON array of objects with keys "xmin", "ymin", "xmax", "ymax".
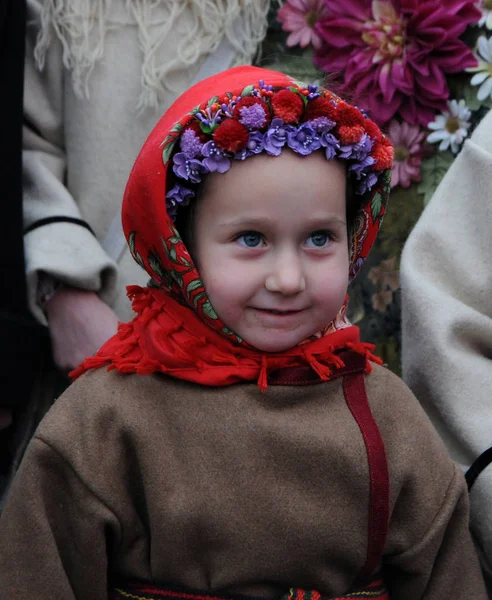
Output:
[{"xmin": 192, "ymin": 151, "xmax": 349, "ymax": 352}]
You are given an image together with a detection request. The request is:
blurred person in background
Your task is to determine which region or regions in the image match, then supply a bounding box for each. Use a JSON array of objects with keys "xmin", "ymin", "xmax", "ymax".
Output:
[
  {"xmin": 1, "ymin": 0, "xmax": 270, "ymax": 505},
  {"xmin": 0, "ymin": 0, "xmax": 47, "ymax": 507},
  {"xmin": 401, "ymin": 108, "xmax": 492, "ymax": 587}
]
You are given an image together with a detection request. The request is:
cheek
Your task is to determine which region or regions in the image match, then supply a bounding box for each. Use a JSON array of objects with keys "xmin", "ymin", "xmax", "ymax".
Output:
[
  {"xmin": 309, "ymin": 257, "xmax": 349, "ymax": 307},
  {"xmin": 199, "ymin": 256, "xmax": 257, "ymax": 314}
]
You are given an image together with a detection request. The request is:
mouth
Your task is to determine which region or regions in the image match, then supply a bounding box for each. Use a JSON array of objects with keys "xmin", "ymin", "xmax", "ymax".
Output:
[{"xmin": 252, "ymin": 308, "xmax": 305, "ymax": 315}]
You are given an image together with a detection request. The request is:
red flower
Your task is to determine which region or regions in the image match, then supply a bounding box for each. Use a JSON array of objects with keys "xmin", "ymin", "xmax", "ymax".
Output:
[
  {"xmin": 304, "ymin": 96, "xmax": 337, "ymax": 121},
  {"xmin": 213, "ymin": 120, "xmax": 249, "ymax": 152},
  {"xmin": 338, "ymin": 124, "xmax": 365, "ymax": 145},
  {"xmin": 335, "ymin": 101, "xmax": 366, "ymax": 127},
  {"xmin": 371, "ymin": 137, "xmax": 394, "ymax": 171},
  {"xmin": 271, "ymin": 90, "xmax": 304, "ymax": 123},
  {"xmin": 363, "ymin": 119, "xmax": 382, "ymax": 141}
]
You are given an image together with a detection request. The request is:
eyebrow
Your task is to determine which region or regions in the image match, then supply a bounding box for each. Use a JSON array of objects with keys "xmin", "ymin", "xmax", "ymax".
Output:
[{"xmin": 217, "ymin": 216, "xmax": 347, "ymax": 228}]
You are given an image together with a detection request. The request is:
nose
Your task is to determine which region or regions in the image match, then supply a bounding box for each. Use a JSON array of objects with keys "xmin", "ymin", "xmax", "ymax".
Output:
[{"xmin": 265, "ymin": 248, "xmax": 306, "ymax": 295}]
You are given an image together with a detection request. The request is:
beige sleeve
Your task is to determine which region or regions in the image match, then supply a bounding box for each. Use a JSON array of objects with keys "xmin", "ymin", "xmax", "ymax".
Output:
[
  {"xmin": 400, "ymin": 109, "xmax": 492, "ymax": 575},
  {"xmin": 23, "ymin": 0, "xmax": 118, "ymax": 326},
  {"xmin": 0, "ymin": 436, "xmax": 120, "ymax": 599}
]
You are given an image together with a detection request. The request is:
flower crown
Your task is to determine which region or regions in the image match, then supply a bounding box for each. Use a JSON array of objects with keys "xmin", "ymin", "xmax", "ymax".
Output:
[{"xmin": 163, "ymin": 80, "xmax": 393, "ymax": 219}]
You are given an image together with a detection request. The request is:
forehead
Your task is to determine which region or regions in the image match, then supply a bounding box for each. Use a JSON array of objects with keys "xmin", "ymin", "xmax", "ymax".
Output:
[{"xmin": 200, "ymin": 151, "xmax": 347, "ymax": 221}]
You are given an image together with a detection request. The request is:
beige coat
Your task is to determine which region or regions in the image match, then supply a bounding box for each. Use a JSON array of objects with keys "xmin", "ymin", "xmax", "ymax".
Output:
[
  {"xmin": 401, "ymin": 109, "xmax": 492, "ymax": 577},
  {"xmin": 0, "ymin": 362, "xmax": 485, "ymax": 599}
]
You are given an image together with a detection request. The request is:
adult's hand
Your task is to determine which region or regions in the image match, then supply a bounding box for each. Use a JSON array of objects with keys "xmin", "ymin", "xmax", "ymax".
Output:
[{"xmin": 46, "ymin": 288, "xmax": 119, "ymax": 372}]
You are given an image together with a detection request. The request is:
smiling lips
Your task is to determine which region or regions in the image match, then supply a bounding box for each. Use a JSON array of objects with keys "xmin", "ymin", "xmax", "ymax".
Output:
[{"xmin": 253, "ymin": 307, "xmax": 305, "ymax": 315}]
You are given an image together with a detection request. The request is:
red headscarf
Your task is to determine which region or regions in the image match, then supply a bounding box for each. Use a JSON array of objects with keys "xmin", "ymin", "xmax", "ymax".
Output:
[{"xmin": 72, "ymin": 67, "xmax": 392, "ymax": 389}]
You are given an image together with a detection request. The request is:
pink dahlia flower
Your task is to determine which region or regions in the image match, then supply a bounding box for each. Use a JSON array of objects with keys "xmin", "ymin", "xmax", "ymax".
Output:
[
  {"xmin": 277, "ymin": 0, "xmax": 329, "ymax": 50},
  {"xmin": 314, "ymin": 0, "xmax": 480, "ymax": 126},
  {"xmin": 387, "ymin": 120, "xmax": 425, "ymax": 188}
]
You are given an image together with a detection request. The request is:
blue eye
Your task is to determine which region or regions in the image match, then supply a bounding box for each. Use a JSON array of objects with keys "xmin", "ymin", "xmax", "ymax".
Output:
[
  {"xmin": 236, "ymin": 232, "xmax": 263, "ymax": 247},
  {"xmin": 306, "ymin": 231, "xmax": 331, "ymax": 248}
]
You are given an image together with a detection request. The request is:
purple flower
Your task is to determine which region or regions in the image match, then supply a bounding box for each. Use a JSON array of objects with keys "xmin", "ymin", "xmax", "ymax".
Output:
[
  {"xmin": 320, "ymin": 132, "xmax": 339, "ymax": 159},
  {"xmin": 234, "ymin": 131, "xmax": 265, "ymax": 160},
  {"xmin": 287, "ymin": 123, "xmax": 322, "ymax": 156},
  {"xmin": 201, "ymin": 141, "xmax": 231, "ymax": 173},
  {"xmin": 308, "ymin": 116, "xmax": 335, "ymax": 134},
  {"xmin": 264, "ymin": 118, "xmax": 289, "ymax": 156},
  {"xmin": 220, "ymin": 96, "xmax": 240, "ymax": 118},
  {"xmin": 172, "ymin": 152, "xmax": 208, "ymax": 183},
  {"xmin": 349, "ymin": 153, "xmax": 379, "ymax": 195},
  {"xmin": 338, "ymin": 134, "xmax": 373, "ymax": 162},
  {"xmin": 238, "ymin": 104, "xmax": 268, "ymax": 129},
  {"xmin": 356, "ymin": 171, "xmax": 379, "ymax": 195},
  {"xmin": 180, "ymin": 129, "xmax": 203, "ymax": 158},
  {"xmin": 165, "ymin": 185, "xmax": 195, "ymax": 220},
  {"xmin": 352, "ymin": 134, "xmax": 373, "ymax": 161},
  {"xmin": 348, "ymin": 156, "xmax": 377, "ymax": 179},
  {"xmin": 196, "ymin": 105, "xmax": 223, "ymax": 129}
]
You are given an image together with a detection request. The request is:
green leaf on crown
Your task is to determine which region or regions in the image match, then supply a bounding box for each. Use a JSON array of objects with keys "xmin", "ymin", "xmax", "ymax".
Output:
[
  {"xmin": 240, "ymin": 84, "xmax": 255, "ymax": 97},
  {"xmin": 199, "ymin": 122, "xmax": 213, "ymax": 135},
  {"xmin": 207, "ymin": 96, "xmax": 219, "ymax": 107},
  {"xmin": 170, "ymin": 122, "xmax": 183, "ymax": 135},
  {"xmin": 162, "ymin": 139, "xmax": 177, "ymax": 165},
  {"xmin": 289, "ymin": 86, "xmax": 308, "ymax": 105},
  {"xmin": 188, "ymin": 104, "xmax": 201, "ymax": 116}
]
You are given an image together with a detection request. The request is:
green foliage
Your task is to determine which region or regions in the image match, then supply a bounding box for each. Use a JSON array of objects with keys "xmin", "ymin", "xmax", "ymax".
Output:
[
  {"xmin": 187, "ymin": 104, "xmax": 201, "ymax": 116},
  {"xmin": 418, "ymin": 151, "xmax": 454, "ymax": 206},
  {"xmin": 379, "ymin": 184, "xmax": 421, "ymax": 259},
  {"xmin": 199, "ymin": 122, "xmax": 213, "ymax": 135},
  {"xmin": 162, "ymin": 139, "xmax": 177, "ymax": 165},
  {"xmin": 261, "ymin": 48, "xmax": 323, "ymax": 84},
  {"xmin": 241, "ymin": 84, "xmax": 255, "ymax": 97}
]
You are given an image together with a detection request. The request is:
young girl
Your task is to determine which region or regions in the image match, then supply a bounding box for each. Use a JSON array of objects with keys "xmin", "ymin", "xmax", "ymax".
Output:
[{"xmin": 0, "ymin": 66, "xmax": 486, "ymax": 599}]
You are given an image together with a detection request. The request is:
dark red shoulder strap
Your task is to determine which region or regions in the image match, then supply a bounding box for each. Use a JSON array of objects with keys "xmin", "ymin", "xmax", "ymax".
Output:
[{"xmin": 343, "ymin": 371, "xmax": 389, "ymax": 583}]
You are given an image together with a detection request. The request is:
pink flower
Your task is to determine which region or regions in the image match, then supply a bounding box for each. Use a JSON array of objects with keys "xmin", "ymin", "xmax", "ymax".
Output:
[
  {"xmin": 314, "ymin": 0, "xmax": 480, "ymax": 126},
  {"xmin": 277, "ymin": 0, "xmax": 329, "ymax": 50},
  {"xmin": 387, "ymin": 120, "xmax": 425, "ymax": 188}
]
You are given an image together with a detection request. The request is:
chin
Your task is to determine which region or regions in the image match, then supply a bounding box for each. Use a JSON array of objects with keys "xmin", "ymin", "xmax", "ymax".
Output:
[{"xmin": 242, "ymin": 333, "xmax": 307, "ymax": 353}]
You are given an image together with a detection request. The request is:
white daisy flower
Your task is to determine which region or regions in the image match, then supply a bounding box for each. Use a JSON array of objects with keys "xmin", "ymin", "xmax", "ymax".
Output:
[
  {"xmin": 427, "ymin": 100, "xmax": 472, "ymax": 155},
  {"xmin": 468, "ymin": 35, "xmax": 492, "ymax": 101},
  {"xmin": 479, "ymin": 0, "xmax": 492, "ymax": 29}
]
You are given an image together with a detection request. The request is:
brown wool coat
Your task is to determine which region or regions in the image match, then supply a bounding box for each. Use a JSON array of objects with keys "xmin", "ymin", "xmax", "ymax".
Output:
[{"xmin": 0, "ymin": 363, "xmax": 486, "ymax": 599}]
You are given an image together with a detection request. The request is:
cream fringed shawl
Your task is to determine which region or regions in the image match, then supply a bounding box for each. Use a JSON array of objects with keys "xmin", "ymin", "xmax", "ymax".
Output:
[{"xmin": 32, "ymin": 0, "xmax": 270, "ymax": 111}]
